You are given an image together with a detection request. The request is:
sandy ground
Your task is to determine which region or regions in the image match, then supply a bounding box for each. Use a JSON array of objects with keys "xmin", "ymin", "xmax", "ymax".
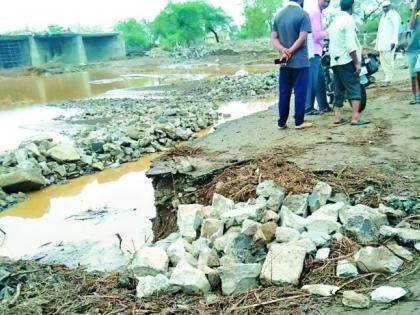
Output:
[{"xmin": 189, "ymin": 77, "xmax": 420, "ymax": 196}]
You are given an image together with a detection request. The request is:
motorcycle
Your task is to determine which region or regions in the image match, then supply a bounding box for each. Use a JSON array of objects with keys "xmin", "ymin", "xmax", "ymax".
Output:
[{"xmin": 321, "ymin": 39, "xmax": 379, "ymax": 112}]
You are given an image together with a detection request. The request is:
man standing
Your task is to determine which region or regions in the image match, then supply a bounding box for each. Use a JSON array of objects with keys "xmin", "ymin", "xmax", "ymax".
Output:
[
  {"xmin": 407, "ymin": 0, "xmax": 420, "ymax": 104},
  {"xmin": 329, "ymin": 0, "xmax": 369, "ymax": 125},
  {"xmin": 375, "ymin": 0, "xmax": 401, "ymax": 86},
  {"xmin": 271, "ymin": 0, "xmax": 313, "ymax": 129},
  {"xmin": 305, "ymin": 0, "xmax": 331, "ymax": 115}
]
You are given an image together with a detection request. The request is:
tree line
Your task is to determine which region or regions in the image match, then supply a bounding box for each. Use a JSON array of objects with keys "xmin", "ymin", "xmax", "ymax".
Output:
[
  {"xmin": 4, "ymin": 0, "xmax": 412, "ymax": 50},
  {"xmin": 115, "ymin": 0, "xmax": 283, "ymax": 50},
  {"xmin": 116, "ymin": 0, "xmax": 412, "ymax": 50}
]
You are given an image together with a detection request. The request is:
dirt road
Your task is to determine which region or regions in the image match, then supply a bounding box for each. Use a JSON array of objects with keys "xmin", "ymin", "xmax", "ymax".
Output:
[{"xmin": 190, "ymin": 81, "xmax": 420, "ymax": 194}]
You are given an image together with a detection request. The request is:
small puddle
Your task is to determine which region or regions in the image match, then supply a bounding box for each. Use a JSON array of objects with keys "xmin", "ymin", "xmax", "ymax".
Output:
[
  {"xmin": 0, "ymin": 106, "xmax": 77, "ymax": 152},
  {"xmin": 215, "ymin": 97, "xmax": 276, "ymax": 128}
]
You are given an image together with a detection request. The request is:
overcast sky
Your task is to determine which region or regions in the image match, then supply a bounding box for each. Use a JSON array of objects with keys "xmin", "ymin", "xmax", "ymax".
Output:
[{"xmin": 0, "ymin": 0, "xmax": 246, "ymax": 33}]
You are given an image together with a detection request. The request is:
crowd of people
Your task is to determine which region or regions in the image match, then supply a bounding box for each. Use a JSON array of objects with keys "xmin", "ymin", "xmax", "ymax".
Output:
[{"xmin": 271, "ymin": 0, "xmax": 420, "ymax": 130}]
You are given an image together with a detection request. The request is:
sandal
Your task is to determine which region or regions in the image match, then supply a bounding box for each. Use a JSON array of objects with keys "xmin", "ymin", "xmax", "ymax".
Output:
[
  {"xmin": 350, "ymin": 118, "xmax": 370, "ymax": 126},
  {"xmin": 333, "ymin": 118, "xmax": 346, "ymax": 125}
]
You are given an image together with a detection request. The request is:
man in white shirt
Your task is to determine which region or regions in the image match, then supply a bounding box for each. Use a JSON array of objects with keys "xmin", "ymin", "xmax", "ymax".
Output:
[
  {"xmin": 375, "ymin": 0, "xmax": 401, "ymax": 85},
  {"xmin": 328, "ymin": 0, "xmax": 369, "ymax": 125}
]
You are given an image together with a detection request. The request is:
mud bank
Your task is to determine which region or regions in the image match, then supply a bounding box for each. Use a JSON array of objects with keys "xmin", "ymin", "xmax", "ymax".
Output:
[{"xmin": 146, "ymin": 77, "xmax": 420, "ymax": 240}]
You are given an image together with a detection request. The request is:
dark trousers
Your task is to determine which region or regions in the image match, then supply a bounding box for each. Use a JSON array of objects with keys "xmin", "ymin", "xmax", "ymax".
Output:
[
  {"xmin": 332, "ymin": 62, "xmax": 362, "ymax": 107},
  {"xmin": 305, "ymin": 55, "xmax": 329, "ymax": 112},
  {"xmin": 278, "ymin": 67, "xmax": 309, "ymax": 127}
]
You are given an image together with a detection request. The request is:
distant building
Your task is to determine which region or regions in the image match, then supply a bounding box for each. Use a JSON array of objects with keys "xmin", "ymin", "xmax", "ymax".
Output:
[{"xmin": 0, "ymin": 32, "xmax": 126, "ymax": 69}]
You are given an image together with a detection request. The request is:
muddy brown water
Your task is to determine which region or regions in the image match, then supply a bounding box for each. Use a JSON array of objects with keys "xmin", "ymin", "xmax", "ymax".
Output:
[
  {"xmin": 0, "ymin": 65, "xmax": 273, "ymax": 108},
  {"xmin": 0, "ymin": 66, "xmax": 276, "ymax": 266}
]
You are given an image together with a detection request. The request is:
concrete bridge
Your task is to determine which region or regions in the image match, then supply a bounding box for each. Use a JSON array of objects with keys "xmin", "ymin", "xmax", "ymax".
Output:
[{"xmin": 0, "ymin": 33, "xmax": 126, "ymax": 69}]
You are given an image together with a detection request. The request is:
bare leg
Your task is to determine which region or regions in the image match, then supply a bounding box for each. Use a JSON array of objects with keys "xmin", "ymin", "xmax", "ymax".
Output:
[
  {"xmin": 350, "ymin": 100, "xmax": 361, "ymax": 123},
  {"xmin": 411, "ymin": 77, "xmax": 418, "ymax": 97},
  {"xmin": 417, "ymin": 73, "xmax": 420, "ymax": 94},
  {"xmin": 334, "ymin": 106, "xmax": 342, "ymax": 123}
]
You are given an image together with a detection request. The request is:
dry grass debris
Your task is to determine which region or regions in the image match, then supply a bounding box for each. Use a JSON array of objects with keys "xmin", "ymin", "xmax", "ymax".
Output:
[
  {"xmin": 160, "ymin": 146, "xmax": 205, "ymax": 161},
  {"xmin": 197, "ymin": 154, "xmax": 393, "ymax": 207}
]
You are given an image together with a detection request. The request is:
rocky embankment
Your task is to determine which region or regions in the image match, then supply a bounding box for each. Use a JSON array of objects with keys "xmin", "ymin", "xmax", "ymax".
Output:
[
  {"xmin": 131, "ymin": 180, "xmax": 419, "ymax": 308},
  {"xmin": 146, "ymin": 38, "xmax": 274, "ymax": 60},
  {"xmin": 0, "ymin": 72, "xmax": 278, "ymax": 211},
  {"xmin": 0, "ymin": 102, "xmax": 217, "ymax": 211}
]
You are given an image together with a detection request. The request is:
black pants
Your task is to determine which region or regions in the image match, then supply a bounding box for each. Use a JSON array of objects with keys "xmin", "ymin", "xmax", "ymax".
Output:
[{"xmin": 332, "ymin": 62, "xmax": 362, "ymax": 107}]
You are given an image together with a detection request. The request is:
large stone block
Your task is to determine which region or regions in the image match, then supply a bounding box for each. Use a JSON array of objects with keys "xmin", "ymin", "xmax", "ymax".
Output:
[
  {"xmin": 354, "ymin": 246, "xmax": 403, "ymax": 274},
  {"xmin": 218, "ymin": 263, "xmax": 262, "ymax": 295},
  {"xmin": 0, "ymin": 168, "xmax": 47, "ymax": 193},
  {"xmin": 260, "ymin": 244, "xmax": 306, "ymax": 286},
  {"xmin": 132, "ymin": 247, "xmax": 169, "ymax": 276},
  {"xmin": 47, "ymin": 143, "xmax": 81, "ymax": 163}
]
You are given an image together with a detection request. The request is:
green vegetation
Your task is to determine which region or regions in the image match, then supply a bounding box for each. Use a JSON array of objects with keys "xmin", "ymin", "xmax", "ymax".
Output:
[
  {"xmin": 355, "ymin": 0, "xmax": 411, "ymax": 33},
  {"xmin": 46, "ymin": 24, "xmax": 67, "ymax": 33},
  {"xmin": 152, "ymin": 1, "xmax": 232, "ymax": 48},
  {"xmin": 114, "ymin": 18, "xmax": 152, "ymax": 49},
  {"xmin": 238, "ymin": 0, "xmax": 283, "ymax": 39}
]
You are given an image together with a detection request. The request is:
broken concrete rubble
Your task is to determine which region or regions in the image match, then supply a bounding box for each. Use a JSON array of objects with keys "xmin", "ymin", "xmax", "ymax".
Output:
[
  {"xmin": 0, "ymin": 167, "xmax": 47, "ymax": 193},
  {"xmin": 136, "ymin": 274, "xmax": 171, "ymax": 300},
  {"xmin": 217, "ymin": 263, "xmax": 261, "ymax": 295},
  {"xmin": 125, "ymin": 183, "xmax": 418, "ymax": 305},
  {"xmin": 260, "ymin": 243, "xmax": 306, "ymax": 286},
  {"xmin": 308, "ymin": 181, "xmax": 332, "ymax": 212},
  {"xmin": 201, "ymin": 218, "xmax": 224, "ymax": 239},
  {"xmin": 167, "ymin": 239, "xmax": 197, "ymax": 267},
  {"xmin": 279, "ymin": 205, "xmax": 306, "ymax": 232},
  {"xmin": 214, "ymin": 227, "xmax": 241, "ymax": 253},
  {"xmin": 169, "ymin": 260, "xmax": 211, "ymax": 294},
  {"xmin": 301, "ymin": 230, "xmax": 331, "ymax": 247},
  {"xmin": 315, "ymin": 248, "xmax": 330, "ymax": 260},
  {"xmin": 339, "ymin": 204, "xmax": 388, "ymax": 243},
  {"xmin": 302, "ymin": 284, "xmax": 339, "ymax": 297},
  {"xmin": 283, "ymin": 193, "xmax": 309, "ymax": 216},
  {"xmin": 386, "ymin": 241, "xmax": 414, "ymax": 261},
  {"xmin": 210, "ymin": 193, "xmax": 234, "ymax": 218},
  {"xmin": 336, "ymin": 259, "xmax": 359, "ymax": 278},
  {"xmin": 370, "ymin": 286, "xmax": 407, "ymax": 303},
  {"xmin": 275, "ymin": 226, "xmax": 300, "ymax": 243},
  {"xmin": 380, "ymin": 225, "xmax": 420, "ymax": 244},
  {"xmin": 288, "ymin": 238, "xmax": 317, "ymax": 254},
  {"xmin": 47, "ymin": 143, "xmax": 81, "ymax": 163},
  {"xmin": 221, "ymin": 204, "xmax": 258, "ymax": 228},
  {"xmin": 177, "ymin": 204, "xmax": 203, "ymax": 239},
  {"xmin": 305, "ymin": 202, "xmax": 345, "ymax": 234},
  {"xmin": 354, "ymin": 246, "xmax": 404, "ymax": 274},
  {"xmin": 132, "ymin": 247, "xmax": 169, "ymax": 276},
  {"xmin": 261, "ymin": 210, "xmax": 279, "ymax": 223},
  {"xmin": 342, "ymin": 291, "xmax": 370, "ymax": 309}
]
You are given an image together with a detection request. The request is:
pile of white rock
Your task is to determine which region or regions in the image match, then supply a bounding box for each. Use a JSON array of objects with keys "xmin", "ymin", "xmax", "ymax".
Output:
[{"xmin": 132, "ymin": 180, "xmax": 419, "ymax": 308}]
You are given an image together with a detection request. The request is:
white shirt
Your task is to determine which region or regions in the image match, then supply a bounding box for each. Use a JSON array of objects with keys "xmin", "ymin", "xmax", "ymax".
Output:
[
  {"xmin": 375, "ymin": 10, "xmax": 401, "ymax": 51},
  {"xmin": 328, "ymin": 11, "xmax": 362, "ymax": 67}
]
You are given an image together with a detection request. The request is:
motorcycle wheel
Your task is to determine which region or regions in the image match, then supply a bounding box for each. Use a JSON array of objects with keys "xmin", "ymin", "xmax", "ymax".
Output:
[{"xmin": 359, "ymin": 84, "xmax": 367, "ymax": 113}]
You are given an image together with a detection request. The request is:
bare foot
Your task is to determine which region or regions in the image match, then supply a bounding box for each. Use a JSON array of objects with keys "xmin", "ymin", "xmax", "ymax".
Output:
[{"xmin": 295, "ymin": 122, "xmax": 313, "ymax": 130}]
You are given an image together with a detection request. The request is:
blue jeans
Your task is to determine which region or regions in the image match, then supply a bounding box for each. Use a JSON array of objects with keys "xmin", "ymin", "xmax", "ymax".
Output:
[
  {"xmin": 305, "ymin": 55, "xmax": 328, "ymax": 112},
  {"xmin": 278, "ymin": 67, "xmax": 308, "ymax": 127}
]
